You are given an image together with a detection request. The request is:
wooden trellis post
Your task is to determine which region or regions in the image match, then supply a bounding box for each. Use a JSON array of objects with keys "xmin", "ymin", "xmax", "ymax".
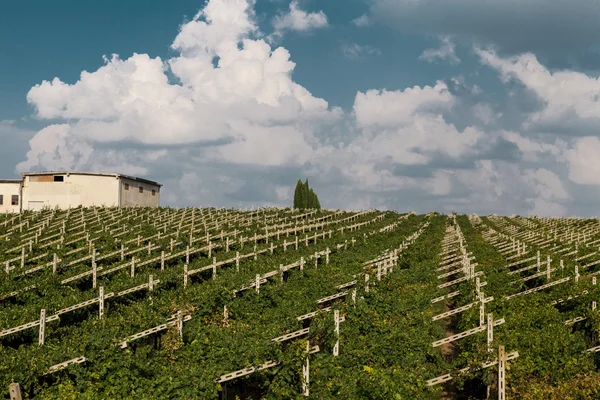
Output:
[
  {"xmin": 255, "ymin": 274, "xmax": 261, "ymax": 294},
  {"xmin": 236, "ymin": 252, "xmax": 240, "ymax": 272},
  {"xmin": 130, "ymin": 258, "xmax": 135, "ymax": 278},
  {"xmin": 161, "ymin": 251, "xmax": 165, "ymax": 270},
  {"xmin": 184, "ymin": 264, "xmax": 188, "ymax": 288},
  {"xmin": 365, "ymin": 274, "xmax": 370, "ymax": 293}
]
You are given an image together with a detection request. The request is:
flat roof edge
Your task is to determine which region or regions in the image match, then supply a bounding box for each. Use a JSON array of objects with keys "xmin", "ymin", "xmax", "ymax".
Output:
[{"xmin": 20, "ymin": 171, "xmax": 162, "ymax": 187}]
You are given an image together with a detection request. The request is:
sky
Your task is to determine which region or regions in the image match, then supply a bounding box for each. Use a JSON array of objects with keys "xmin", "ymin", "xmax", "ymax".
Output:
[{"xmin": 2, "ymin": 0, "xmax": 600, "ymax": 217}]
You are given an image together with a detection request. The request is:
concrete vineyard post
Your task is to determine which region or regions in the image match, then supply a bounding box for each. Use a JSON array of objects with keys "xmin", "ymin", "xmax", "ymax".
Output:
[
  {"xmin": 99, "ymin": 286, "xmax": 104, "ymax": 319},
  {"xmin": 39, "ymin": 309, "xmax": 46, "ymax": 346}
]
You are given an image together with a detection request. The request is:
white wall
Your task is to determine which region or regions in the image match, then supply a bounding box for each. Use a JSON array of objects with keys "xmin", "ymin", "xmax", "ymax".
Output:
[
  {"xmin": 119, "ymin": 177, "xmax": 160, "ymax": 207},
  {"xmin": 22, "ymin": 174, "xmax": 119, "ymax": 210},
  {"xmin": 0, "ymin": 182, "xmax": 21, "ymax": 213}
]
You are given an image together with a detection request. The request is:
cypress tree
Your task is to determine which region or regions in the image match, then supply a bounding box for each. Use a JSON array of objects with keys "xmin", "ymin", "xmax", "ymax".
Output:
[
  {"xmin": 293, "ymin": 179, "xmax": 304, "ymax": 209},
  {"xmin": 301, "ymin": 179, "xmax": 309, "ymax": 209},
  {"xmin": 308, "ymin": 188, "xmax": 317, "ymax": 209},
  {"xmin": 292, "ymin": 178, "xmax": 321, "ymax": 210}
]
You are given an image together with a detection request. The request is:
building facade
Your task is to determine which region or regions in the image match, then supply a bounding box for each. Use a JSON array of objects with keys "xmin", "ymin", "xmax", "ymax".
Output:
[
  {"xmin": 0, "ymin": 172, "xmax": 161, "ymax": 212},
  {"xmin": 0, "ymin": 179, "xmax": 22, "ymax": 213}
]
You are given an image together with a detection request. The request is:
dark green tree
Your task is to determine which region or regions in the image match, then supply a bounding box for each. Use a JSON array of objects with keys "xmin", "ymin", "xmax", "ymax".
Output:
[
  {"xmin": 293, "ymin": 178, "xmax": 321, "ymax": 210},
  {"xmin": 303, "ymin": 179, "xmax": 310, "ymax": 208},
  {"xmin": 293, "ymin": 179, "xmax": 304, "ymax": 209}
]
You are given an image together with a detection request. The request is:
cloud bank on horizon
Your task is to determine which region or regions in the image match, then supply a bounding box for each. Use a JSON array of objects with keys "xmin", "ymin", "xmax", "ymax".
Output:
[{"xmin": 15, "ymin": 0, "xmax": 600, "ymax": 217}]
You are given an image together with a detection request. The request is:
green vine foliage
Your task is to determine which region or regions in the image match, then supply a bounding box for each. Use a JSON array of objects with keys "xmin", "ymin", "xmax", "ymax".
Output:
[{"xmin": 3, "ymin": 207, "xmax": 600, "ymax": 398}]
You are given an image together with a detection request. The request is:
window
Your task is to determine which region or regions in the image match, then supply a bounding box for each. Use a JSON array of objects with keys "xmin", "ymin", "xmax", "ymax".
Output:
[
  {"xmin": 53, "ymin": 175, "xmax": 64, "ymax": 182},
  {"xmin": 124, "ymin": 183, "xmax": 129, "ymax": 191},
  {"xmin": 139, "ymin": 186, "xmax": 143, "ymax": 194},
  {"xmin": 11, "ymin": 195, "xmax": 18, "ymax": 206},
  {"xmin": 152, "ymin": 189, "xmax": 156, "ymax": 196},
  {"xmin": 0, "ymin": 195, "xmax": 3, "ymax": 205}
]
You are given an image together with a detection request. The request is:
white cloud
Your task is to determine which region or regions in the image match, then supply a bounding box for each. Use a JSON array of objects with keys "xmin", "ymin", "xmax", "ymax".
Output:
[
  {"xmin": 476, "ymin": 48, "xmax": 600, "ymax": 127},
  {"xmin": 21, "ymin": 0, "xmax": 340, "ymax": 176},
  {"xmin": 14, "ymin": 0, "xmax": 597, "ymax": 216},
  {"xmin": 419, "ymin": 36, "xmax": 460, "ymax": 65},
  {"xmin": 500, "ymin": 131, "xmax": 561, "ymax": 162},
  {"xmin": 353, "ymin": 81, "xmax": 454, "ymax": 128},
  {"xmin": 341, "ymin": 43, "xmax": 381, "ymax": 60},
  {"xmin": 352, "ymin": 14, "xmax": 371, "ymax": 27},
  {"xmin": 473, "ymin": 104, "xmax": 495, "ymax": 125},
  {"xmin": 565, "ymin": 136, "xmax": 600, "ymax": 185},
  {"xmin": 272, "ymin": 1, "xmax": 328, "ymax": 36},
  {"xmin": 523, "ymin": 168, "xmax": 569, "ymax": 200}
]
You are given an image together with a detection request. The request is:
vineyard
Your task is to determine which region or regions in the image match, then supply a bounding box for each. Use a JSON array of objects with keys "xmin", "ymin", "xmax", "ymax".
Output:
[{"xmin": 1, "ymin": 207, "xmax": 600, "ymax": 399}]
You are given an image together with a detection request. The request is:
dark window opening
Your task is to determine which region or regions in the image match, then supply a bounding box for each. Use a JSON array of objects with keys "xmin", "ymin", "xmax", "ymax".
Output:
[
  {"xmin": 11, "ymin": 195, "xmax": 18, "ymax": 206},
  {"xmin": 53, "ymin": 175, "xmax": 64, "ymax": 182},
  {"xmin": 139, "ymin": 186, "xmax": 143, "ymax": 193},
  {"xmin": 152, "ymin": 189, "xmax": 156, "ymax": 196},
  {"xmin": 0, "ymin": 195, "xmax": 3, "ymax": 205},
  {"xmin": 124, "ymin": 183, "xmax": 129, "ymax": 191}
]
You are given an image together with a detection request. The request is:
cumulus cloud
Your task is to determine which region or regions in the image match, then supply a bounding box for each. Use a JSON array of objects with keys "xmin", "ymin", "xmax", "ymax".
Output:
[
  {"xmin": 419, "ymin": 36, "xmax": 460, "ymax": 65},
  {"xmin": 476, "ymin": 48, "xmax": 600, "ymax": 128},
  {"xmin": 16, "ymin": 0, "xmax": 597, "ymax": 216},
  {"xmin": 474, "ymin": 48, "xmax": 600, "ymax": 195},
  {"xmin": 341, "ymin": 43, "xmax": 381, "ymax": 60},
  {"xmin": 353, "ymin": 81, "xmax": 454, "ymax": 128},
  {"xmin": 21, "ymin": 0, "xmax": 340, "ymax": 176},
  {"xmin": 352, "ymin": 14, "xmax": 371, "ymax": 27},
  {"xmin": 368, "ymin": 0, "xmax": 600, "ymax": 68},
  {"xmin": 272, "ymin": 1, "xmax": 328, "ymax": 36},
  {"xmin": 565, "ymin": 137, "xmax": 600, "ymax": 185}
]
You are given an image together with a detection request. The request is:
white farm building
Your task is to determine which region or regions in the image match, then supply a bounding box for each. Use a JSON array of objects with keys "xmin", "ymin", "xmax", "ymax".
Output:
[{"xmin": 0, "ymin": 171, "xmax": 161, "ymax": 213}]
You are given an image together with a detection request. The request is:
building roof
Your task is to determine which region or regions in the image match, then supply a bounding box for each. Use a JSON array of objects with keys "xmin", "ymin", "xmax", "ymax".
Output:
[
  {"xmin": 0, "ymin": 179, "xmax": 21, "ymax": 184},
  {"xmin": 21, "ymin": 171, "xmax": 162, "ymax": 187}
]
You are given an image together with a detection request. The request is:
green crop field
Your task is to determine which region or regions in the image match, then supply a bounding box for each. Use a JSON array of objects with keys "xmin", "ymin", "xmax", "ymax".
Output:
[{"xmin": 1, "ymin": 207, "xmax": 600, "ymax": 399}]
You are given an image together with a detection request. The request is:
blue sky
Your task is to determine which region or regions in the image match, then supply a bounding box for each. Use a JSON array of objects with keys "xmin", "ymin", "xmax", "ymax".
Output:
[{"xmin": 2, "ymin": 0, "xmax": 600, "ymax": 216}]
